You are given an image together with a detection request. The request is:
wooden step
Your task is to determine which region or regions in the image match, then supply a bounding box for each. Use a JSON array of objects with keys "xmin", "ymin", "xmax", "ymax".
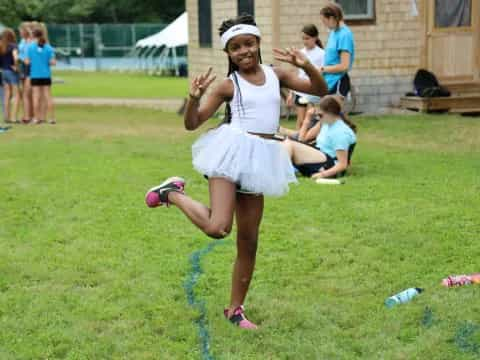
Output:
[
  {"xmin": 400, "ymin": 94, "xmax": 480, "ymax": 113},
  {"xmin": 446, "ymin": 83, "xmax": 480, "ymax": 95}
]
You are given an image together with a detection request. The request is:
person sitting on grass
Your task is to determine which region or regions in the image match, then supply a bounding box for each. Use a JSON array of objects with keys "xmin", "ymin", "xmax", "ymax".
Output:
[
  {"xmin": 281, "ymin": 95, "xmax": 356, "ymax": 179},
  {"xmin": 279, "ymin": 94, "xmax": 345, "ymax": 143}
]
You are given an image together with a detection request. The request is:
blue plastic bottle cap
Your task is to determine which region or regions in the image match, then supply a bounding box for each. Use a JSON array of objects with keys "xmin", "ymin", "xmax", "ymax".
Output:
[{"xmin": 385, "ymin": 298, "xmax": 398, "ymax": 308}]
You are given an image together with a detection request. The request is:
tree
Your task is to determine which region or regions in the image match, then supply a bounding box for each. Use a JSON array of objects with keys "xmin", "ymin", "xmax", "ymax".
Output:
[{"xmin": 0, "ymin": 0, "xmax": 184, "ymax": 26}]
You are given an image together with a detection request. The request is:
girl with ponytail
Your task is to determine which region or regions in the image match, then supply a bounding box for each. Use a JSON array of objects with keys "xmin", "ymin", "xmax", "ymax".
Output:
[
  {"xmin": 282, "ymin": 95, "xmax": 357, "ymax": 179},
  {"xmin": 25, "ymin": 25, "xmax": 56, "ymax": 124},
  {"xmin": 319, "ymin": 3, "xmax": 355, "ymax": 97},
  {"xmin": 145, "ymin": 14, "xmax": 327, "ymax": 329}
]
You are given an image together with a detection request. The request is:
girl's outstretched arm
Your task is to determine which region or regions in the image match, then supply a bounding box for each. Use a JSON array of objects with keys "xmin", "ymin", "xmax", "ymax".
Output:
[
  {"xmin": 184, "ymin": 68, "xmax": 233, "ymax": 131},
  {"xmin": 273, "ymin": 47, "xmax": 328, "ymax": 97},
  {"xmin": 312, "ymin": 149, "xmax": 348, "ymax": 179}
]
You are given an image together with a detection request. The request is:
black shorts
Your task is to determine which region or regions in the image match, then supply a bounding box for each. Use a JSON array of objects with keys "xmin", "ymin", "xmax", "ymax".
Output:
[
  {"xmin": 31, "ymin": 78, "xmax": 52, "ymax": 86},
  {"xmin": 295, "ymin": 145, "xmax": 336, "ymax": 177},
  {"xmin": 328, "ymin": 73, "xmax": 351, "ymax": 97},
  {"xmin": 294, "ymin": 94, "xmax": 308, "ymax": 107}
]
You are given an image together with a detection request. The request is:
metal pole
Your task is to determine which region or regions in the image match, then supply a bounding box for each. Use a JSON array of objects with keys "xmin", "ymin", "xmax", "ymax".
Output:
[
  {"xmin": 172, "ymin": 47, "xmax": 179, "ymax": 76},
  {"xmin": 79, "ymin": 24, "xmax": 84, "ymax": 70},
  {"xmin": 94, "ymin": 24, "xmax": 101, "ymax": 71},
  {"xmin": 66, "ymin": 25, "xmax": 71, "ymax": 54},
  {"xmin": 131, "ymin": 24, "xmax": 136, "ymax": 45},
  {"xmin": 131, "ymin": 25, "xmax": 136, "ymax": 71}
]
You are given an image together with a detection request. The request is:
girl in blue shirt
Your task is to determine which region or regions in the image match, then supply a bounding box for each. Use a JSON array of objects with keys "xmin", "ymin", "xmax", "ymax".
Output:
[
  {"xmin": 18, "ymin": 22, "xmax": 34, "ymax": 123},
  {"xmin": 282, "ymin": 95, "xmax": 357, "ymax": 179},
  {"xmin": 25, "ymin": 26, "xmax": 56, "ymax": 124},
  {"xmin": 319, "ymin": 3, "xmax": 355, "ymax": 97}
]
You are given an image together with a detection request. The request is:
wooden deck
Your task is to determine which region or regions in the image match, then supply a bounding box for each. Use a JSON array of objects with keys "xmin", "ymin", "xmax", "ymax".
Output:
[{"xmin": 400, "ymin": 94, "xmax": 480, "ymax": 113}]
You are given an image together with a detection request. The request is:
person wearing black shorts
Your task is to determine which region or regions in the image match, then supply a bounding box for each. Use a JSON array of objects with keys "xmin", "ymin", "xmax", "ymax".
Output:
[
  {"xmin": 328, "ymin": 72, "xmax": 351, "ymax": 97},
  {"xmin": 24, "ymin": 26, "xmax": 56, "ymax": 124},
  {"xmin": 281, "ymin": 95, "xmax": 357, "ymax": 179},
  {"xmin": 319, "ymin": 3, "xmax": 355, "ymax": 99}
]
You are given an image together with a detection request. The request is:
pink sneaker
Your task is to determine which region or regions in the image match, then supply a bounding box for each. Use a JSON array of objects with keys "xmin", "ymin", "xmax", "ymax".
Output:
[
  {"xmin": 145, "ymin": 177, "xmax": 185, "ymax": 208},
  {"xmin": 224, "ymin": 306, "xmax": 258, "ymax": 330}
]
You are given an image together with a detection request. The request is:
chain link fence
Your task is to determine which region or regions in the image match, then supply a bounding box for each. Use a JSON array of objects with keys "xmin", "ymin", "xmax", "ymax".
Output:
[{"xmin": 47, "ymin": 23, "xmax": 187, "ymax": 73}]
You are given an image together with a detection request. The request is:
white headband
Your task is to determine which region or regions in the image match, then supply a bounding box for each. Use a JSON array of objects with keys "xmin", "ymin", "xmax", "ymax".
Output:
[{"xmin": 220, "ymin": 24, "xmax": 261, "ymax": 48}]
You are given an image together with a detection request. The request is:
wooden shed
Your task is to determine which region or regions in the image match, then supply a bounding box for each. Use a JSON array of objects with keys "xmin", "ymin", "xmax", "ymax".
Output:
[
  {"xmin": 401, "ymin": 0, "xmax": 480, "ymax": 113},
  {"xmin": 186, "ymin": 0, "xmax": 480, "ymax": 114}
]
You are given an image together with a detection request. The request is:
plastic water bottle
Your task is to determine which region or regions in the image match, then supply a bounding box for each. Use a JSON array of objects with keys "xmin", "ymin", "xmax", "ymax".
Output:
[
  {"xmin": 441, "ymin": 273, "xmax": 480, "ymax": 287},
  {"xmin": 385, "ymin": 288, "xmax": 423, "ymax": 308}
]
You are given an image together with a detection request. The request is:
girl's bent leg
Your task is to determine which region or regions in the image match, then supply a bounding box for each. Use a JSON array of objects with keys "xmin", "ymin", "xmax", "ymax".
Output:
[
  {"xmin": 281, "ymin": 138, "xmax": 327, "ymax": 164},
  {"xmin": 226, "ymin": 193, "xmax": 264, "ymax": 324},
  {"xmin": 168, "ymin": 177, "xmax": 237, "ymax": 239}
]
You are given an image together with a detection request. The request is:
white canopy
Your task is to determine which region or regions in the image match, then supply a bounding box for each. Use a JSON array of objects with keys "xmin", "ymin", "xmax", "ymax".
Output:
[{"xmin": 136, "ymin": 12, "xmax": 188, "ymax": 48}]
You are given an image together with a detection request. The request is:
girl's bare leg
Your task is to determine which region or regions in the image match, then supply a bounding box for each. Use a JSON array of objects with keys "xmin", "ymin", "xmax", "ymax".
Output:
[
  {"xmin": 168, "ymin": 177, "xmax": 237, "ymax": 239},
  {"xmin": 40, "ymin": 86, "xmax": 48, "ymax": 121},
  {"xmin": 22, "ymin": 78, "xmax": 32, "ymax": 121},
  {"xmin": 12, "ymin": 85, "xmax": 20, "ymax": 122},
  {"xmin": 281, "ymin": 138, "xmax": 327, "ymax": 164},
  {"xmin": 28, "ymin": 79, "xmax": 33, "ymax": 120},
  {"xmin": 295, "ymin": 105, "xmax": 306, "ymax": 130},
  {"xmin": 227, "ymin": 193, "xmax": 264, "ymax": 316},
  {"xmin": 43, "ymin": 86, "xmax": 55, "ymax": 123},
  {"xmin": 31, "ymin": 86, "xmax": 42, "ymax": 122},
  {"xmin": 4, "ymin": 85, "xmax": 11, "ymax": 121}
]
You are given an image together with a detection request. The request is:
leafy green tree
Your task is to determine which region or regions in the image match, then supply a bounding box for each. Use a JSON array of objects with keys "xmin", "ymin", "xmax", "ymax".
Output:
[{"xmin": 0, "ymin": 0, "xmax": 184, "ymax": 27}]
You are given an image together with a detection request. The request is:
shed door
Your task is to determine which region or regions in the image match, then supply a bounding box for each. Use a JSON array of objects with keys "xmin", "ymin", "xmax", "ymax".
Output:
[{"xmin": 426, "ymin": 0, "xmax": 479, "ymax": 84}]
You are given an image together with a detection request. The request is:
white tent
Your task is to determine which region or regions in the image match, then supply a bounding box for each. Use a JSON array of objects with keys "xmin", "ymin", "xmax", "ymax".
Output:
[
  {"xmin": 135, "ymin": 12, "xmax": 188, "ymax": 75},
  {"xmin": 136, "ymin": 12, "xmax": 188, "ymax": 48}
]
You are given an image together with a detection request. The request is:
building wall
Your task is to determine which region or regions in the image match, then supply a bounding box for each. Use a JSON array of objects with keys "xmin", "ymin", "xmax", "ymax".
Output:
[{"xmin": 186, "ymin": 0, "xmax": 425, "ymax": 114}]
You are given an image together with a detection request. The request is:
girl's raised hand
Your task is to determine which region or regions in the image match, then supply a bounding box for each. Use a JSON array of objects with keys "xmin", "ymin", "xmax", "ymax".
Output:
[
  {"xmin": 190, "ymin": 67, "xmax": 216, "ymax": 99},
  {"xmin": 273, "ymin": 47, "xmax": 310, "ymax": 68}
]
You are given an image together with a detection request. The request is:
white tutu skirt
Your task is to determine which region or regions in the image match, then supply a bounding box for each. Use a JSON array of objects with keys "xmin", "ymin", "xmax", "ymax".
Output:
[{"xmin": 192, "ymin": 125, "xmax": 297, "ymax": 196}]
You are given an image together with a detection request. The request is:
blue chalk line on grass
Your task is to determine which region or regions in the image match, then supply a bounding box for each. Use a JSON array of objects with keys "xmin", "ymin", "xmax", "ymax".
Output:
[
  {"xmin": 455, "ymin": 321, "xmax": 480, "ymax": 355},
  {"xmin": 184, "ymin": 240, "xmax": 225, "ymax": 360}
]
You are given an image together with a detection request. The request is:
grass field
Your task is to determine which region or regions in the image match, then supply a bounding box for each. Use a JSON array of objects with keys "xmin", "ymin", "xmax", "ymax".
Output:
[
  {"xmin": 1, "ymin": 107, "xmax": 480, "ymax": 359},
  {"xmin": 52, "ymin": 71, "xmax": 189, "ymax": 99}
]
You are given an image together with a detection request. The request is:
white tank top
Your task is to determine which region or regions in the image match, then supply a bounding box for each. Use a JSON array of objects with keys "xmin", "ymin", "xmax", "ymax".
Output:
[{"xmin": 228, "ymin": 64, "xmax": 281, "ymax": 134}]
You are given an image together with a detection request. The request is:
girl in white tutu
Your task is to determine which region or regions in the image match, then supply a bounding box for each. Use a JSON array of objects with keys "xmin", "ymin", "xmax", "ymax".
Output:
[{"xmin": 145, "ymin": 14, "xmax": 327, "ymax": 329}]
